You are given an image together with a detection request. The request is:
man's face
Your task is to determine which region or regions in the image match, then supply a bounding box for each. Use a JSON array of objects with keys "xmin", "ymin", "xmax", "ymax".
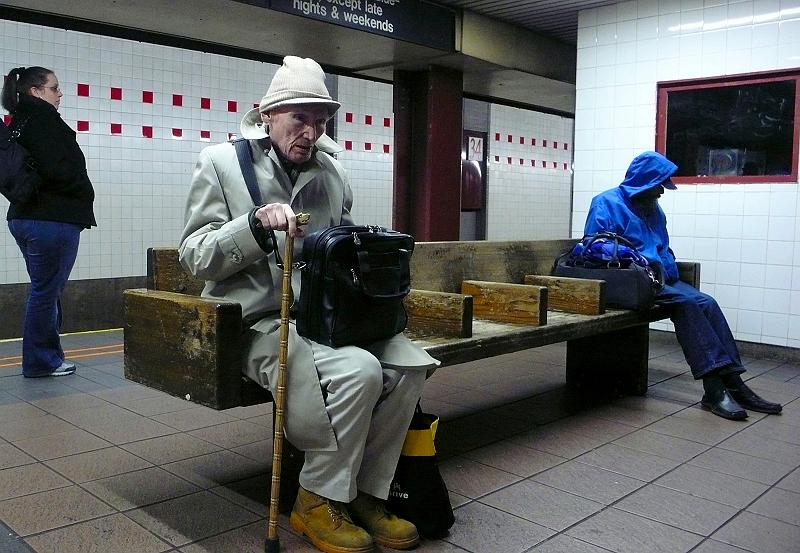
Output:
[
  {"xmin": 262, "ymin": 104, "xmax": 330, "ymax": 164},
  {"xmin": 633, "ymin": 184, "xmax": 664, "ymax": 212}
]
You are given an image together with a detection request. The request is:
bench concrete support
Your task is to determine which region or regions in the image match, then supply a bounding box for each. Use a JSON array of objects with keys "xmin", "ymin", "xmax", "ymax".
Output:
[{"xmin": 565, "ymin": 323, "xmax": 650, "ymax": 396}]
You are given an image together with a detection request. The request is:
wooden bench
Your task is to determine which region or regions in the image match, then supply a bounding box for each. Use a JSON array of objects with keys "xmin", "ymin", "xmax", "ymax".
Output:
[
  {"xmin": 125, "ymin": 239, "xmax": 700, "ymax": 402},
  {"xmin": 123, "ymin": 239, "xmax": 699, "ymax": 506}
]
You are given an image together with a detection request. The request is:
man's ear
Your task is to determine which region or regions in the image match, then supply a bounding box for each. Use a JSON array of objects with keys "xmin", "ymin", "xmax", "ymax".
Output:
[{"xmin": 260, "ymin": 111, "xmax": 271, "ymax": 125}]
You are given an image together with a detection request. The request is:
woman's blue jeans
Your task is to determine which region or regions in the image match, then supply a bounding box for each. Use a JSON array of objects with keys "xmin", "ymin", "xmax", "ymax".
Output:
[
  {"xmin": 8, "ymin": 219, "xmax": 82, "ymax": 376},
  {"xmin": 656, "ymin": 280, "xmax": 745, "ymax": 380}
]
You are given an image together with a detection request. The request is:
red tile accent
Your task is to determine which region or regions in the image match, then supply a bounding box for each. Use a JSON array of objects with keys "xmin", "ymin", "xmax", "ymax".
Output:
[
  {"xmin": 554, "ymin": 141, "xmax": 558, "ymax": 148},
  {"xmin": 345, "ymin": 140, "xmax": 353, "ymax": 150},
  {"xmin": 495, "ymin": 133, "xmax": 500, "ymax": 141},
  {"xmin": 552, "ymin": 161, "xmax": 557, "ymax": 168},
  {"xmin": 172, "ymin": 128, "xmax": 182, "ymax": 137},
  {"xmin": 201, "ymin": 130, "xmax": 211, "ymax": 140},
  {"xmin": 384, "ymin": 118, "xmax": 391, "ymax": 127},
  {"xmin": 110, "ymin": 87, "xmax": 122, "ymax": 100},
  {"xmin": 519, "ymin": 137, "xmax": 524, "ymax": 145},
  {"xmin": 77, "ymin": 84, "xmax": 89, "ymax": 97},
  {"xmin": 519, "ymin": 158, "xmax": 524, "ymax": 165},
  {"xmin": 77, "ymin": 120, "xmax": 89, "ymax": 132},
  {"xmin": 110, "ymin": 123, "xmax": 122, "ymax": 135},
  {"xmin": 172, "ymin": 94, "xmax": 182, "ymax": 107},
  {"xmin": 564, "ymin": 143, "xmax": 569, "ymax": 150},
  {"xmin": 541, "ymin": 160, "xmax": 546, "ymax": 167},
  {"xmin": 383, "ymin": 144, "xmax": 390, "ymax": 153},
  {"xmin": 142, "ymin": 91, "xmax": 153, "ymax": 103},
  {"xmin": 365, "ymin": 143, "xmax": 372, "ymax": 151},
  {"xmin": 142, "ymin": 126, "xmax": 153, "ymax": 138},
  {"xmin": 531, "ymin": 138, "xmax": 536, "ymax": 146},
  {"xmin": 227, "ymin": 132, "xmax": 237, "ymax": 141},
  {"xmin": 346, "ymin": 112, "xmax": 353, "ymax": 123},
  {"xmin": 228, "ymin": 101, "xmax": 237, "ymax": 112},
  {"xmin": 531, "ymin": 160, "xmax": 536, "ymax": 166},
  {"xmin": 253, "ymin": 103, "xmax": 259, "ymax": 108},
  {"xmin": 543, "ymin": 140, "xmax": 547, "ymax": 147},
  {"xmin": 507, "ymin": 135, "xmax": 512, "ymax": 142},
  {"xmin": 494, "ymin": 155, "xmax": 499, "ymax": 162},
  {"xmin": 507, "ymin": 157, "xmax": 512, "ymax": 164},
  {"xmin": 564, "ymin": 163, "xmax": 568, "ymax": 170},
  {"xmin": 201, "ymin": 97, "xmax": 211, "ymax": 109},
  {"xmin": 365, "ymin": 115, "xmax": 372, "ymax": 125}
]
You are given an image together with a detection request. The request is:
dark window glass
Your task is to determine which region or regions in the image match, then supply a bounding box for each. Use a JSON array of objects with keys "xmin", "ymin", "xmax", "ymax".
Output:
[{"xmin": 656, "ymin": 70, "xmax": 799, "ymax": 184}]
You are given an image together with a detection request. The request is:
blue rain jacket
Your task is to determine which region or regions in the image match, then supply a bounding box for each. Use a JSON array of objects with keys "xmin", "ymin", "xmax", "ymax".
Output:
[{"xmin": 583, "ymin": 151, "xmax": 680, "ymax": 284}]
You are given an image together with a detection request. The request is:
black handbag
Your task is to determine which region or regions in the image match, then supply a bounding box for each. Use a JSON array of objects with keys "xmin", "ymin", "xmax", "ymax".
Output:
[
  {"xmin": 296, "ymin": 225, "xmax": 413, "ymax": 347},
  {"xmin": 0, "ymin": 117, "xmax": 41, "ymax": 204},
  {"xmin": 231, "ymin": 137, "xmax": 413, "ymax": 347},
  {"xmin": 387, "ymin": 404, "xmax": 455, "ymax": 539},
  {"xmin": 552, "ymin": 231, "xmax": 663, "ymax": 311}
]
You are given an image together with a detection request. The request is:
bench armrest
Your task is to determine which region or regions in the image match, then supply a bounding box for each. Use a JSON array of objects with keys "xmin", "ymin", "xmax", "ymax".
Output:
[
  {"xmin": 676, "ymin": 261, "xmax": 701, "ymax": 289},
  {"xmin": 123, "ymin": 288, "xmax": 264, "ymax": 409}
]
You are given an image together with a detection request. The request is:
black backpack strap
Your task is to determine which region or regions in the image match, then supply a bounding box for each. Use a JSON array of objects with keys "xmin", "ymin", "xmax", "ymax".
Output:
[{"xmin": 232, "ymin": 137, "xmax": 262, "ymax": 206}]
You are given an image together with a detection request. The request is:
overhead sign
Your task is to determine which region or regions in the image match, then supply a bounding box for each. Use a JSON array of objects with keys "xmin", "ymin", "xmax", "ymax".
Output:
[{"xmin": 239, "ymin": 0, "xmax": 455, "ymax": 51}]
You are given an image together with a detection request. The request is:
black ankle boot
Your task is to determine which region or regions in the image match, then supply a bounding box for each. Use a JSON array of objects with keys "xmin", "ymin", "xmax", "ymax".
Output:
[
  {"xmin": 701, "ymin": 374, "xmax": 747, "ymax": 420},
  {"xmin": 727, "ymin": 383, "xmax": 782, "ymax": 414}
]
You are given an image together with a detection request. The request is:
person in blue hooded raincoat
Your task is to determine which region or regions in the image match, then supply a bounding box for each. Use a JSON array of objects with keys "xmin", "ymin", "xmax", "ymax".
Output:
[{"xmin": 583, "ymin": 151, "xmax": 781, "ymax": 421}]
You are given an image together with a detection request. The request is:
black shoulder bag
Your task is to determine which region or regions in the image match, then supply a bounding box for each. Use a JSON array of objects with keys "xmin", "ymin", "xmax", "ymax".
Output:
[
  {"xmin": 552, "ymin": 231, "xmax": 663, "ymax": 311},
  {"xmin": 233, "ymin": 138, "xmax": 414, "ymax": 347},
  {"xmin": 1, "ymin": 117, "xmax": 41, "ymax": 204}
]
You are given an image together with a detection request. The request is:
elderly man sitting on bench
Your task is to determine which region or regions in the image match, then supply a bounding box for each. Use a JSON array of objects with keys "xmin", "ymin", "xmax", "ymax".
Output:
[{"xmin": 178, "ymin": 56, "xmax": 438, "ymax": 553}]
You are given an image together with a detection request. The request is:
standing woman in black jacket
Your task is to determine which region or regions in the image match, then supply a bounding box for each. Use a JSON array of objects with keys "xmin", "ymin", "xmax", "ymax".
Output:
[{"xmin": 2, "ymin": 66, "xmax": 96, "ymax": 377}]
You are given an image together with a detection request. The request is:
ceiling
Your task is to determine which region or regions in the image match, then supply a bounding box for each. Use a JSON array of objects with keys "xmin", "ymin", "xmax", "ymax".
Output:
[
  {"xmin": 430, "ymin": 0, "xmax": 624, "ymax": 45},
  {"xmin": 0, "ymin": 0, "xmax": 627, "ymax": 114}
]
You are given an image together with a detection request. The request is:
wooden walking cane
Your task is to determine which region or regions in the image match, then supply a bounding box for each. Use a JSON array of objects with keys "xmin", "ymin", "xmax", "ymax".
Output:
[{"xmin": 265, "ymin": 213, "xmax": 310, "ymax": 553}]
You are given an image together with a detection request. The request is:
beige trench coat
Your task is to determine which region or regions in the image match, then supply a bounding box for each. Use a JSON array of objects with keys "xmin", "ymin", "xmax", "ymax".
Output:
[{"xmin": 178, "ymin": 138, "xmax": 437, "ymax": 451}]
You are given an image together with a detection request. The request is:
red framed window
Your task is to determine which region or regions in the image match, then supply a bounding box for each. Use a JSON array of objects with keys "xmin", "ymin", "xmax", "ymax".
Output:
[{"xmin": 656, "ymin": 69, "xmax": 799, "ymax": 184}]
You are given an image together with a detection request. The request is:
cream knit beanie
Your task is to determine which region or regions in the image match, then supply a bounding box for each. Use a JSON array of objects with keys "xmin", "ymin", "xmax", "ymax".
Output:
[{"xmin": 240, "ymin": 56, "xmax": 340, "ymax": 140}]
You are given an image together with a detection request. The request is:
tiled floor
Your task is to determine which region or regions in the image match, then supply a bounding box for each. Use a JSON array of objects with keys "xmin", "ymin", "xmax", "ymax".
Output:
[{"xmin": 0, "ymin": 330, "xmax": 798, "ymax": 553}]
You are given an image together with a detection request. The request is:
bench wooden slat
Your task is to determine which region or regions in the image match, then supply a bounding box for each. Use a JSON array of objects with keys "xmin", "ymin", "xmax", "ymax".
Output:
[
  {"xmin": 523, "ymin": 274, "xmax": 605, "ymax": 315},
  {"xmin": 461, "ymin": 280, "xmax": 547, "ymax": 326},
  {"xmin": 405, "ymin": 289, "xmax": 473, "ymax": 338}
]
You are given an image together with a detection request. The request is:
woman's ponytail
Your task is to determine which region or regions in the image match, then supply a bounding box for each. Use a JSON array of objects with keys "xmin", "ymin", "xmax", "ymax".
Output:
[{"xmin": 2, "ymin": 66, "xmax": 52, "ymax": 113}]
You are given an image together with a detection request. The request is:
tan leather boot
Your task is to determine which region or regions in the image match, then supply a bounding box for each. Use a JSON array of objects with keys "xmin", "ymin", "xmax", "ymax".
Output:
[
  {"xmin": 348, "ymin": 491, "xmax": 419, "ymax": 550},
  {"xmin": 289, "ymin": 487, "xmax": 374, "ymax": 553}
]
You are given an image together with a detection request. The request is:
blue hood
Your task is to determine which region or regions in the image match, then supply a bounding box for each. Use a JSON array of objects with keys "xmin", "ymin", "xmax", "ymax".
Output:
[{"xmin": 619, "ymin": 151, "xmax": 678, "ymax": 201}]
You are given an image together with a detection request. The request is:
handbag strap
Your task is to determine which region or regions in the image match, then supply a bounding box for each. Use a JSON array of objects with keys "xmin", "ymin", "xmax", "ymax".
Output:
[
  {"xmin": 233, "ymin": 137, "xmax": 305, "ymax": 270},
  {"xmin": 5, "ymin": 115, "xmax": 31, "ymax": 144},
  {"xmin": 232, "ymin": 137, "xmax": 263, "ymax": 206}
]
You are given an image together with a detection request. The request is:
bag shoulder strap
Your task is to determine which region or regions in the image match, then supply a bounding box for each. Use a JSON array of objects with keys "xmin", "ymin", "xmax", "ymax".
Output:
[
  {"xmin": 232, "ymin": 137, "xmax": 262, "ymax": 206},
  {"xmin": 232, "ymin": 137, "xmax": 295, "ymax": 268}
]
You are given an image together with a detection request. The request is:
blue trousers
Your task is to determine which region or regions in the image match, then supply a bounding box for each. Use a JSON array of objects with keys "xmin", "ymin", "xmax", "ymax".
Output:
[
  {"xmin": 8, "ymin": 219, "xmax": 82, "ymax": 376},
  {"xmin": 656, "ymin": 280, "xmax": 745, "ymax": 380}
]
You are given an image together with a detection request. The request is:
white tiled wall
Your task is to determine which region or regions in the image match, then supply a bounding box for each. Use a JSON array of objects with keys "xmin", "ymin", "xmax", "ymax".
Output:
[
  {"xmin": 2, "ymin": 17, "xmax": 576, "ymax": 293},
  {"xmin": 0, "ymin": 20, "xmax": 400, "ymax": 286},
  {"xmin": 574, "ymin": 0, "xmax": 800, "ymax": 347},
  {"xmin": 1, "ymin": 20, "xmax": 276, "ymax": 284},
  {"xmin": 336, "ymin": 76, "xmax": 395, "ymax": 226},
  {"xmin": 487, "ymin": 105, "xmax": 574, "ymax": 239}
]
